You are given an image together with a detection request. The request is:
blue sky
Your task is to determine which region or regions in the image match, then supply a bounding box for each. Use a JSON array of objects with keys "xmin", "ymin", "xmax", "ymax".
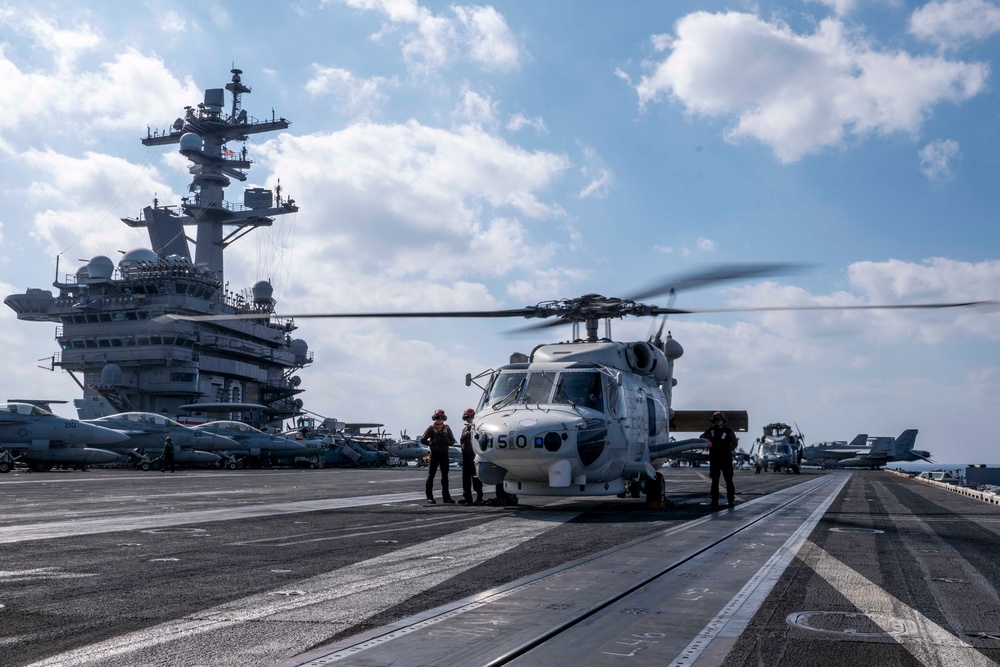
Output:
[{"xmin": 1, "ymin": 0, "xmax": 998, "ymax": 462}]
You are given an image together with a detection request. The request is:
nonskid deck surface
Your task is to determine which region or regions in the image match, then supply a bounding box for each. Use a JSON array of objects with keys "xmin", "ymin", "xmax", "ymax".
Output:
[
  {"xmin": 2, "ymin": 468, "xmax": 999, "ymax": 666},
  {"xmin": 280, "ymin": 474, "xmax": 847, "ymax": 667}
]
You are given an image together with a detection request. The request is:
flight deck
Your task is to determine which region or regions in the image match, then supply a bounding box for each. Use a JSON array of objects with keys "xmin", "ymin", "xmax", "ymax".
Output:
[{"xmin": 1, "ymin": 467, "xmax": 998, "ymax": 666}]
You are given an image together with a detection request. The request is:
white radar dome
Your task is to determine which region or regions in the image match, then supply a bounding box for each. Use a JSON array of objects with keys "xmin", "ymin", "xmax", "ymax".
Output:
[
  {"xmin": 179, "ymin": 132, "xmax": 203, "ymax": 152},
  {"xmin": 101, "ymin": 363, "xmax": 123, "ymax": 386},
  {"xmin": 119, "ymin": 248, "xmax": 157, "ymax": 268},
  {"xmin": 252, "ymin": 280, "xmax": 274, "ymax": 301},
  {"xmin": 86, "ymin": 255, "xmax": 115, "ymax": 280}
]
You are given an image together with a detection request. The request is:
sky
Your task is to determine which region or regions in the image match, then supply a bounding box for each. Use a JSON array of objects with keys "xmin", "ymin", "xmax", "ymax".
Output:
[{"xmin": 1, "ymin": 0, "xmax": 999, "ymax": 463}]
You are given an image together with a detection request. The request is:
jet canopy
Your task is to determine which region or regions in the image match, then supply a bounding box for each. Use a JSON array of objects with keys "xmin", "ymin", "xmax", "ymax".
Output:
[
  {"xmin": 93, "ymin": 412, "xmax": 184, "ymax": 427},
  {"xmin": 0, "ymin": 402, "xmax": 54, "ymax": 416},
  {"xmin": 200, "ymin": 421, "xmax": 264, "ymax": 433}
]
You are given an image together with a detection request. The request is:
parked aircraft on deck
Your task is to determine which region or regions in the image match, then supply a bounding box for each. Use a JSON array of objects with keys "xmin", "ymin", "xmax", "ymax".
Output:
[
  {"xmin": 193, "ymin": 421, "xmax": 305, "ymax": 469},
  {"xmin": 801, "ymin": 430, "xmax": 928, "ymax": 469},
  {"xmin": 0, "ymin": 401, "xmax": 129, "ymax": 472},
  {"xmin": 85, "ymin": 412, "xmax": 238, "ymax": 469}
]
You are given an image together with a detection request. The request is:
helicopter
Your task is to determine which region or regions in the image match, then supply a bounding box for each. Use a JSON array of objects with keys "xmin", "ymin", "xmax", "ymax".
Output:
[{"xmin": 159, "ymin": 262, "xmax": 993, "ymax": 504}]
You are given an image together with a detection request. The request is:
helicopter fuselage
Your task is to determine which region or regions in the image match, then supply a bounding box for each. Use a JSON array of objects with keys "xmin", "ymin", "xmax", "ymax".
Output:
[{"xmin": 471, "ymin": 338, "xmax": 690, "ymax": 496}]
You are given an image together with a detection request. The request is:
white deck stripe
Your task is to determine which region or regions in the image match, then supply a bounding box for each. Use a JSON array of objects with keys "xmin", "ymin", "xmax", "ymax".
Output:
[
  {"xmin": 671, "ymin": 474, "xmax": 849, "ymax": 666},
  {"xmin": 797, "ymin": 541, "xmax": 998, "ymax": 667},
  {"xmin": 0, "ymin": 492, "xmax": 425, "ymax": 543},
  {"xmin": 23, "ymin": 510, "xmax": 582, "ymax": 667}
]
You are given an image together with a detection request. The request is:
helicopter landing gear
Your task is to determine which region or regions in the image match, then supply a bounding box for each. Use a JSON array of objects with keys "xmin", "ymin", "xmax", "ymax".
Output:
[
  {"xmin": 755, "ymin": 464, "xmax": 762, "ymax": 474},
  {"xmin": 645, "ymin": 472, "xmax": 667, "ymax": 507}
]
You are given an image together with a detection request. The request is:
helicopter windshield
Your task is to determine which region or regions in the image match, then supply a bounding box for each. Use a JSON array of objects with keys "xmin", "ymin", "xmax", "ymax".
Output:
[
  {"xmin": 522, "ymin": 372, "xmax": 557, "ymax": 404},
  {"xmin": 483, "ymin": 369, "xmax": 605, "ymax": 413},
  {"xmin": 554, "ymin": 371, "xmax": 604, "ymax": 411},
  {"xmin": 484, "ymin": 371, "xmax": 526, "ymax": 408}
]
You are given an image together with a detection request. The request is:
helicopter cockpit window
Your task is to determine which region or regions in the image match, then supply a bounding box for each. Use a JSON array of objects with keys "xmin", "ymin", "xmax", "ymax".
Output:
[
  {"xmin": 554, "ymin": 371, "xmax": 604, "ymax": 412},
  {"xmin": 484, "ymin": 371, "xmax": 527, "ymax": 408},
  {"xmin": 522, "ymin": 371, "xmax": 557, "ymax": 404}
]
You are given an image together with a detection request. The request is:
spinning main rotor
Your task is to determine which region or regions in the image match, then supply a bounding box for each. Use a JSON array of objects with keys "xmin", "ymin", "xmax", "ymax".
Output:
[{"xmin": 157, "ymin": 261, "xmax": 995, "ymax": 342}]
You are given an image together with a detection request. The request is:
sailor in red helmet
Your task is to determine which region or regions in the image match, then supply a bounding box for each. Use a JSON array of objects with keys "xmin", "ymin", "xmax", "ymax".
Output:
[
  {"xmin": 420, "ymin": 409, "xmax": 456, "ymax": 504},
  {"xmin": 458, "ymin": 408, "xmax": 484, "ymax": 505},
  {"xmin": 700, "ymin": 411, "xmax": 738, "ymax": 508}
]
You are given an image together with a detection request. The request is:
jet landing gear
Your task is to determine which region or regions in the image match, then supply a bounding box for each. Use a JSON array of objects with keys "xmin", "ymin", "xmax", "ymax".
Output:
[{"xmin": 0, "ymin": 450, "xmax": 14, "ymax": 473}]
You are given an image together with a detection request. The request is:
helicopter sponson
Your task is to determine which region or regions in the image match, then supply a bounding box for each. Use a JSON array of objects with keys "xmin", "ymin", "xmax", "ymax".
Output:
[{"xmin": 470, "ymin": 339, "xmax": 701, "ymax": 497}]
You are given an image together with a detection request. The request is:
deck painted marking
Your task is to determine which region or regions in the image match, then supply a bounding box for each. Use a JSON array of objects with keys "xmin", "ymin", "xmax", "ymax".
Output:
[
  {"xmin": 23, "ymin": 510, "xmax": 582, "ymax": 667},
  {"xmin": 667, "ymin": 474, "xmax": 849, "ymax": 666},
  {"xmin": 0, "ymin": 492, "xmax": 425, "ymax": 543},
  {"xmin": 795, "ymin": 541, "xmax": 997, "ymax": 667}
]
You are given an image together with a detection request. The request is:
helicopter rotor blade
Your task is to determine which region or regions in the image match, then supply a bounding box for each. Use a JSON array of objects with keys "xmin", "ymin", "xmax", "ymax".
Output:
[
  {"xmin": 645, "ymin": 300, "xmax": 998, "ymax": 315},
  {"xmin": 625, "ymin": 261, "xmax": 810, "ymax": 302},
  {"xmin": 156, "ymin": 308, "xmax": 540, "ymax": 323}
]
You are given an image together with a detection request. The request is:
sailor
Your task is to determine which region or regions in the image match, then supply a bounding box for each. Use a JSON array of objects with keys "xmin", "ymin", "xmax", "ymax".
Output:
[
  {"xmin": 420, "ymin": 409, "xmax": 456, "ymax": 504},
  {"xmin": 161, "ymin": 436, "xmax": 176, "ymax": 473},
  {"xmin": 700, "ymin": 411, "xmax": 737, "ymax": 508},
  {"xmin": 458, "ymin": 409, "xmax": 484, "ymax": 505}
]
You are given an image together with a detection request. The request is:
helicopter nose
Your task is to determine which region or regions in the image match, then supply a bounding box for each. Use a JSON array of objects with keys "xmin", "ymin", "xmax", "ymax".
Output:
[{"xmin": 475, "ymin": 412, "xmax": 601, "ymax": 487}]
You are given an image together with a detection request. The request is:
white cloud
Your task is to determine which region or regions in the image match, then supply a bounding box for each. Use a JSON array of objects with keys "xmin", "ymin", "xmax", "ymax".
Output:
[
  {"xmin": 305, "ymin": 65, "xmax": 395, "ymax": 118},
  {"xmin": 0, "ymin": 30, "xmax": 201, "ymax": 141},
  {"xmin": 506, "ymin": 113, "xmax": 547, "ymax": 134},
  {"xmin": 232, "ymin": 120, "xmax": 570, "ymax": 313},
  {"xmin": 919, "ymin": 138, "xmax": 961, "ymax": 180},
  {"xmin": 334, "ymin": 0, "xmax": 523, "ymax": 74},
  {"xmin": 0, "ymin": 10, "xmax": 102, "ymax": 70},
  {"xmin": 16, "ymin": 148, "xmax": 177, "ymax": 260},
  {"xmin": 636, "ymin": 12, "xmax": 988, "ymax": 162},
  {"xmin": 453, "ymin": 87, "xmax": 499, "ymax": 128},
  {"xmin": 807, "ymin": 0, "xmax": 859, "ymax": 16},
  {"xmin": 697, "ymin": 237, "xmax": 716, "ymax": 252},
  {"xmin": 726, "ymin": 258, "xmax": 1000, "ymax": 345},
  {"xmin": 909, "ymin": 0, "xmax": 1000, "ymax": 50},
  {"xmin": 577, "ymin": 146, "xmax": 613, "ymax": 199},
  {"xmin": 452, "ymin": 5, "xmax": 522, "ymax": 71}
]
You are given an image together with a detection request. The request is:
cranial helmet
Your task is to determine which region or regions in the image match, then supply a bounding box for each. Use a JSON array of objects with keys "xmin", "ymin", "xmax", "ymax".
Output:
[
  {"xmin": 432, "ymin": 409, "xmax": 447, "ymax": 421},
  {"xmin": 462, "ymin": 408, "xmax": 475, "ymax": 420},
  {"xmin": 711, "ymin": 411, "xmax": 726, "ymax": 424}
]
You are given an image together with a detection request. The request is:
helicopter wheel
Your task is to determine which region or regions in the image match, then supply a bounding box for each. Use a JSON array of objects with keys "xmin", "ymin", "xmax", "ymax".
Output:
[
  {"xmin": 645, "ymin": 472, "xmax": 665, "ymax": 505},
  {"xmin": 754, "ymin": 465, "xmax": 761, "ymax": 474},
  {"xmin": 793, "ymin": 465, "xmax": 800, "ymax": 474}
]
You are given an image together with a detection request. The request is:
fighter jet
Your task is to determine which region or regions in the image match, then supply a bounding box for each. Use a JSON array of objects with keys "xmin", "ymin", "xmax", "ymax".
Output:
[
  {"xmin": 192, "ymin": 421, "xmax": 305, "ymax": 469},
  {"xmin": 85, "ymin": 412, "xmax": 238, "ymax": 469},
  {"xmin": 802, "ymin": 430, "xmax": 928, "ymax": 469},
  {"xmin": 0, "ymin": 402, "xmax": 130, "ymax": 472},
  {"xmin": 830, "ymin": 430, "xmax": 929, "ymax": 469}
]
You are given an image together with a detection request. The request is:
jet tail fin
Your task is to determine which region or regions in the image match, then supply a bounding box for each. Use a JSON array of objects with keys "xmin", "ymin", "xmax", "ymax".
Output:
[
  {"xmin": 868, "ymin": 436, "xmax": 893, "ymax": 455},
  {"xmin": 893, "ymin": 429, "xmax": 919, "ymax": 457},
  {"xmin": 847, "ymin": 433, "xmax": 867, "ymax": 450}
]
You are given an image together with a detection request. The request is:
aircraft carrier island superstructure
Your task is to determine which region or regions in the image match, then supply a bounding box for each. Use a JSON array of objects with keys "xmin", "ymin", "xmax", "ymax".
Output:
[{"xmin": 4, "ymin": 69, "xmax": 311, "ymax": 428}]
